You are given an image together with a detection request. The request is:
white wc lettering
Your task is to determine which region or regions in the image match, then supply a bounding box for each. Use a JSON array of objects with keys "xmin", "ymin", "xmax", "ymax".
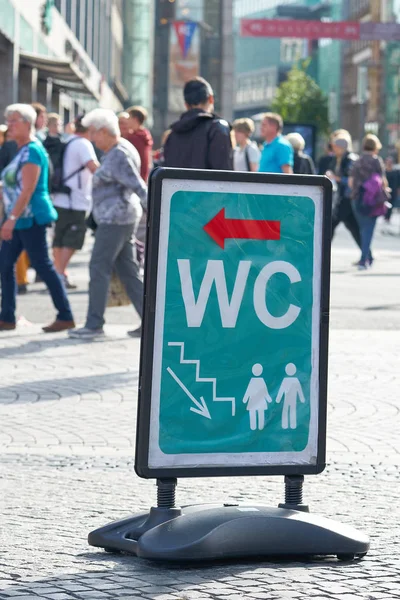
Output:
[{"xmin": 178, "ymin": 259, "xmax": 302, "ymax": 329}]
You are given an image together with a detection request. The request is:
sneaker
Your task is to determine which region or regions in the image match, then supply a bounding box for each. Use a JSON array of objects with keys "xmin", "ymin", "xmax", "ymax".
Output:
[
  {"xmin": 127, "ymin": 326, "xmax": 142, "ymax": 338},
  {"xmin": 353, "ymin": 258, "xmax": 373, "ymax": 267},
  {"xmin": 358, "ymin": 263, "xmax": 368, "ymax": 271},
  {"xmin": 68, "ymin": 327, "xmax": 105, "ymax": 339}
]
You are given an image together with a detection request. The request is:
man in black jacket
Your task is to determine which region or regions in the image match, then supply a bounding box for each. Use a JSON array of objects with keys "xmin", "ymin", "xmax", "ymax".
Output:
[
  {"xmin": 327, "ymin": 137, "xmax": 361, "ymax": 250},
  {"xmin": 164, "ymin": 77, "xmax": 233, "ymax": 170}
]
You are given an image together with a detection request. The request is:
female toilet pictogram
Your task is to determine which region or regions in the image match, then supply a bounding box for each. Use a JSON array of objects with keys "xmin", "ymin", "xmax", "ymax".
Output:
[{"xmin": 242, "ymin": 364, "xmax": 273, "ymax": 431}]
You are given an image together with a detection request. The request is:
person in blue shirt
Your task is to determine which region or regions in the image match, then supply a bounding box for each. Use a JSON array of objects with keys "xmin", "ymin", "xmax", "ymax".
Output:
[
  {"xmin": 258, "ymin": 113, "xmax": 294, "ymax": 174},
  {"xmin": 0, "ymin": 103, "xmax": 75, "ymax": 333}
]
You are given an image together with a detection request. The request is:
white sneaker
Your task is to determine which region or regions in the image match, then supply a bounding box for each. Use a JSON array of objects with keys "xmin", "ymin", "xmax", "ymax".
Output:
[{"xmin": 68, "ymin": 327, "xmax": 105, "ymax": 339}]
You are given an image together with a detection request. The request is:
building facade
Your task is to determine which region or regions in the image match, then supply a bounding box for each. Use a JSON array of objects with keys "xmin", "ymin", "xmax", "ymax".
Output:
[
  {"xmin": 340, "ymin": 0, "xmax": 400, "ymax": 153},
  {"xmin": 123, "ymin": 0, "xmax": 155, "ymax": 116},
  {"xmin": 0, "ymin": 0, "xmax": 127, "ymax": 123},
  {"xmin": 152, "ymin": 0, "xmax": 233, "ymax": 142},
  {"xmin": 233, "ymin": 0, "xmax": 342, "ymax": 130},
  {"xmin": 341, "ymin": 0, "xmax": 381, "ymax": 151}
]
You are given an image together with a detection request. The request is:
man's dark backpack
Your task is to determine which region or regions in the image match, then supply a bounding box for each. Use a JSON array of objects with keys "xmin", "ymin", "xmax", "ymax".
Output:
[{"xmin": 43, "ymin": 136, "xmax": 85, "ymax": 195}]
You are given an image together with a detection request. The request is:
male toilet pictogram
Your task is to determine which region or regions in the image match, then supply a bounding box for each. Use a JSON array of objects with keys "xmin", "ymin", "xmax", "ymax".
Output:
[{"xmin": 276, "ymin": 363, "xmax": 306, "ymax": 430}]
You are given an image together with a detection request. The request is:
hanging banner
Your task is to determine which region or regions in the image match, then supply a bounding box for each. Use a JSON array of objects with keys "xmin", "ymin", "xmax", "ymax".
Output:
[
  {"xmin": 241, "ymin": 19, "xmax": 360, "ymax": 40},
  {"xmin": 168, "ymin": 21, "xmax": 200, "ymax": 113},
  {"xmin": 174, "ymin": 21, "xmax": 198, "ymax": 58},
  {"xmin": 241, "ymin": 19, "xmax": 400, "ymax": 41}
]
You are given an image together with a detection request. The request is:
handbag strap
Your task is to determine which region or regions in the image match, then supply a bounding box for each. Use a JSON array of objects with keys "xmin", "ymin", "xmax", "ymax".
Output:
[{"xmin": 244, "ymin": 145, "xmax": 251, "ymax": 171}]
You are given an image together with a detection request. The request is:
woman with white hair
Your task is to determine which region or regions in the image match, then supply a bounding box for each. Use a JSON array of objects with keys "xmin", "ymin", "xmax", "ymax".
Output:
[
  {"xmin": 0, "ymin": 103, "xmax": 75, "ymax": 332},
  {"xmin": 68, "ymin": 108, "xmax": 147, "ymax": 340},
  {"xmin": 285, "ymin": 132, "xmax": 315, "ymax": 175}
]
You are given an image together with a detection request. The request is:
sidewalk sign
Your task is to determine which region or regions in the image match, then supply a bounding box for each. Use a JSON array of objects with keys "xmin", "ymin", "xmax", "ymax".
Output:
[
  {"xmin": 89, "ymin": 168, "xmax": 370, "ymax": 562},
  {"xmin": 136, "ymin": 169, "xmax": 330, "ymax": 478}
]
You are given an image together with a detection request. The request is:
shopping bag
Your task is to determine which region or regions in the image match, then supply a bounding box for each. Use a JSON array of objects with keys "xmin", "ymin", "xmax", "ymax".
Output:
[{"xmin": 107, "ymin": 272, "xmax": 130, "ymax": 307}]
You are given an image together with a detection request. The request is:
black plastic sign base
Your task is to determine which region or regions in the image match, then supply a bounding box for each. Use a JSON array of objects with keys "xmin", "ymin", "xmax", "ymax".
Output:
[{"xmin": 88, "ymin": 503, "xmax": 369, "ymax": 562}]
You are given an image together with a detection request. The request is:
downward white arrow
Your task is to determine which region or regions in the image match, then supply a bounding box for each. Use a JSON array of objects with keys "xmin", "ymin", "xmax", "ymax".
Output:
[{"xmin": 166, "ymin": 367, "xmax": 211, "ymax": 420}]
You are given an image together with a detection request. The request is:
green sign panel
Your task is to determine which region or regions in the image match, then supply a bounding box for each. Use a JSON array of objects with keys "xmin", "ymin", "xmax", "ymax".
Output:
[{"xmin": 137, "ymin": 170, "xmax": 331, "ymax": 478}]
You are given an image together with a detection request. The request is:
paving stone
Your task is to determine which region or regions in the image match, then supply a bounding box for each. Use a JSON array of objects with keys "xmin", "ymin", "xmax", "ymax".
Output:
[
  {"xmin": 42, "ymin": 594, "xmax": 78, "ymax": 600},
  {"xmin": 1, "ymin": 237, "xmax": 400, "ymax": 599}
]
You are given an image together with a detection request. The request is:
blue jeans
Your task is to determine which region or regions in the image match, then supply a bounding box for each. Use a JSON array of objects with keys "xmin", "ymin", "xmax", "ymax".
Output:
[
  {"xmin": 0, "ymin": 223, "xmax": 74, "ymax": 324},
  {"xmin": 355, "ymin": 211, "xmax": 377, "ymax": 265}
]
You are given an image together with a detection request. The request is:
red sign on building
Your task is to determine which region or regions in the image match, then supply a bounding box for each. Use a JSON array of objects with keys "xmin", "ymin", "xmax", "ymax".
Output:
[
  {"xmin": 240, "ymin": 19, "xmax": 400, "ymax": 41},
  {"xmin": 240, "ymin": 19, "xmax": 360, "ymax": 40}
]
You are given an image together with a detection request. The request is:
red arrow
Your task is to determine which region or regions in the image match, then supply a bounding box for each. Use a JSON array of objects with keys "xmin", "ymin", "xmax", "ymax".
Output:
[{"xmin": 203, "ymin": 208, "xmax": 280, "ymax": 249}]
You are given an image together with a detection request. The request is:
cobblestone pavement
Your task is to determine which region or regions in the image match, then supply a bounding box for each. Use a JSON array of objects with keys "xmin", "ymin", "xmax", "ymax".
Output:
[{"xmin": 0, "ymin": 223, "xmax": 400, "ymax": 599}]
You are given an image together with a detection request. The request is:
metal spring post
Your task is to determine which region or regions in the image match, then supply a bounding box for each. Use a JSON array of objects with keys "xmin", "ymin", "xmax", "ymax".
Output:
[
  {"xmin": 279, "ymin": 475, "xmax": 309, "ymax": 512},
  {"xmin": 157, "ymin": 478, "xmax": 177, "ymax": 509},
  {"xmin": 285, "ymin": 475, "xmax": 304, "ymax": 504}
]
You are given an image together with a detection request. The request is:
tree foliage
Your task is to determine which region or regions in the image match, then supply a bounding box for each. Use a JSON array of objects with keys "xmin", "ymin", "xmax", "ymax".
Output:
[{"xmin": 271, "ymin": 64, "xmax": 330, "ymax": 135}]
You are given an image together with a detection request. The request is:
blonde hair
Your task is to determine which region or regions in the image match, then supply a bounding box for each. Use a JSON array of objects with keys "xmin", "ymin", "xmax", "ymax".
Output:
[
  {"xmin": 262, "ymin": 112, "xmax": 283, "ymax": 132},
  {"xmin": 331, "ymin": 128, "xmax": 353, "ymax": 151},
  {"xmin": 126, "ymin": 105, "xmax": 148, "ymax": 124},
  {"xmin": 232, "ymin": 118, "xmax": 255, "ymax": 136},
  {"xmin": 363, "ymin": 133, "xmax": 382, "ymax": 152},
  {"xmin": 286, "ymin": 132, "xmax": 305, "ymax": 151},
  {"xmin": 47, "ymin": 113, "xmax": 61, "ymax": 127}
]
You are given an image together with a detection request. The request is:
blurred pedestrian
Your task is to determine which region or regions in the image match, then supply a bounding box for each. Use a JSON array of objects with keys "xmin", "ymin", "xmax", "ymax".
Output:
[
  {"xmin": 286, "ymin": 132, "xmax": 316, "ymax": 175},
  {"xmin": 350, "ymin": 134, "xmax": 389, "ymax": 270},
  {"xmin": 232, "ymin": 118, "xmax": 260, "ymax": 172},
  {"xmin": 52, "ymin": 114, "xmax": 99, "ymax": 289},
  {"xmin": 0, "ymin": 125, "xmax": 26, "ymax": 292},
  {"xmin": 15, "ymin": 103, "xmax": 49, "ymax": 292},
  {"xmin": 383, "ymin": 156, "xmax": 399, "ymax": 227},
  {"xmin": 68, "ymin": 109, "xmax": 147, "ymax": 340},
  {"xmin": 64, "ymin": 121, "xmax": 76, "ymax": 138},
  {"xmin": 153, "ymin": 129, "xmax": 171, "ymax": 167},
  {"xmin": 258, "ymin": 113, "xmax": 293, "ymax": 174},
  {"xmin": 118, "ymin": 110, "xmax": 149, "ymax": 260},
  {"xmin": 0, "ymin": 124, "xmax": 7, "ymax": 148},
  {"xmin": 43, "ymin": 113, "xmax": 64, "ymax": 171},
  {"xmin": 326, "ymin": 133, "xmax": 361, "ymax": 252},
  {"xmin": 0, "ymin": 103, "xmax": 75, "ymax": 332},
  {"xmin": 32, "ymin": 102, "xmax": 48, "ymax": 142},
  {"xmin": 164, "ymin": 76, "xmax": 233, "ymax": 170},
  {"xmin": 318, "ymin": 141, "xmax": 334, "ymax": 175},
  {"xmin": 122, "ymin": 106, "xmax": 153, "ymax": 182},
  {"xmin": 0, "ymin": 128, "xmax": 17, "ymax": 172},
  {"xmin": 118, "ymin": 112, "xmax": 131, "ymax": 139}
]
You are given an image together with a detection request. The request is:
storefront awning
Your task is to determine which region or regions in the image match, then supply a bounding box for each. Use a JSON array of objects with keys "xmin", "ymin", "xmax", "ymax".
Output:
[{"xmin": 19, "ymin": 51, "xmax": 100, "ymax": 99}]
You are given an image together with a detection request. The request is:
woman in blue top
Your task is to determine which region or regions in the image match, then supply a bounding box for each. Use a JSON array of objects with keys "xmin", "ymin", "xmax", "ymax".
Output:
[{"xmin": 0, "ymin": 104, "xmax": 75, "ymax": 332}]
